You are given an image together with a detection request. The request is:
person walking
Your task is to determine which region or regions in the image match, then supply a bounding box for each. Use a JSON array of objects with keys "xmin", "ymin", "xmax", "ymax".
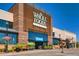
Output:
[
  {"xmin": 59, "ymin": 40, "xmax": 65, "ymax": 53},
  {"xmin": 65, "ymin": 38, "xmax": 70, "ymax": 49}
]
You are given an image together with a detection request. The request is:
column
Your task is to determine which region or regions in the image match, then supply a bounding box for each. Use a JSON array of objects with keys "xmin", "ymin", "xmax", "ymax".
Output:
[{"xmin": 18, "ymin": 3, "xmax": 28, "ymax": 44}]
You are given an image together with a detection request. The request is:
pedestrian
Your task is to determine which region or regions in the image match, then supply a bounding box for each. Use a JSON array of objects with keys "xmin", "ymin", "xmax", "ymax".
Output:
[
  {"xmin": 65, "ymin": 38, "xmax": 70, "ymax": 49},
  {"xmin": 59, "ymin": 40, "xmax": 65, "ymax": 53}
]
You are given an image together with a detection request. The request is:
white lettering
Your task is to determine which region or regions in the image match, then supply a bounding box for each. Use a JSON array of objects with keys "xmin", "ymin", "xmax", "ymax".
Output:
[{"xmin": 33, "ymin": 11, "xmax": 47, "ymax": 28}]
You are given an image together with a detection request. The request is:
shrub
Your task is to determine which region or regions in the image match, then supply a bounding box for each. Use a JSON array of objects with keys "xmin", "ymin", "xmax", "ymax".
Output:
[
  {"xmin": 0, "ymin": 49, "xmax": 4, "ymax": 52},
  {"xmin": 16, "ymin": 43, "xmax": 27, "ymax": 48},
  {"xmin": 8, "ymin": 48, "xmax": 14, "ymax": 52},
  {"xmin": 27, "ymin": 42, "xmax": 35, "ymax": 50},
  {"xmin": 15, "ymin": 48, "xmax": 21, "ymax": 52},
  {"xmin": 14, "ymin": 43, "xmax": 28, "ymax": 52},
  {"xmin": 44, "ymin": 45, "xmax": 53, "ymax": 49}
]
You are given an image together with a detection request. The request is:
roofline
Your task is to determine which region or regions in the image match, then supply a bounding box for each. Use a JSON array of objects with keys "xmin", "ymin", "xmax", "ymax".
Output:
[
  {"xmin": 53, "ymin": 27, "xmax": 76, "ymax": 35},
  {"xmin": 25, "ymin": 3, "xmax": 51, "ymax": 17}
]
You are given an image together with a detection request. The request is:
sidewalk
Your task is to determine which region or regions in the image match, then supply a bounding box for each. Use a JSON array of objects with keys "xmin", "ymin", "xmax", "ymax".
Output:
[
  {"xmin": 0, "ymin": 48, "xmax": 78, "ymax": 56},
  {"xmin": 0, "ymin": 49, "xmax": 59, "ymax": 56}
]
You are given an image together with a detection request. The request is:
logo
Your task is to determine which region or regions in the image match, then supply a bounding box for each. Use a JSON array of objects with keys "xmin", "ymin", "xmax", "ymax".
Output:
[{"xmin": 33, "ymin": 11, "xmax": 47, "ymax": 28}]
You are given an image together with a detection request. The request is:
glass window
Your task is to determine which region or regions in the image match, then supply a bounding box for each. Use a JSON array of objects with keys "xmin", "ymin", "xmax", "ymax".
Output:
[
  {"xmin": 0, "ymin": 32, "xmax": 18, "ymax": 44},
  {"xmin": 8, "ymin": 33, "xmax": 18, "ymax": 44},
  {"xmin": 0, "ymin": 19, "xmax": 13, "ymax": 29},
  {"xmin": 0, "ymin": 32, "xmax": 6, "ymax": 44},
  {"xmin": 53, "ymin": 32, "xmax": 55, "ymax": 37},
  {"xmin": 53, "ymin": 38, "xmax": 60, "ymax": 45},
  {"xmin": 28, "ymin": 31, "xmax": 48, "ymax": 42}
]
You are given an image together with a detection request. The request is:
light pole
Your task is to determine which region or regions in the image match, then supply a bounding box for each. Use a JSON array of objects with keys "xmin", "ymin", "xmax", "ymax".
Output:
[
  {"xmin": 4, "ymin": 21, "xmax": 11, "ymax": 53},
  {"xmin": 61, "ymin": 40, "xmax": 64, "ymax": 53},
  {"xmin": 59, "ymin": 34, "xmax": 64, "ymax": 53}
]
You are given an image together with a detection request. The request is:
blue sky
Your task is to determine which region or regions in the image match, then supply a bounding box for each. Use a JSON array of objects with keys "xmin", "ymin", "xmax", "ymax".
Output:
[
  {"xmin": 0, "ymin": 3, "xmax": 79, "ymax": 41},
  {"xmin": 36, "ymin": 3, "xmax": 79, "ymax": 42}
]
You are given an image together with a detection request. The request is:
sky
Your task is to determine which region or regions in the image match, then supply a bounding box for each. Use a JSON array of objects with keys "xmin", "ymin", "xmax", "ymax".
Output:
[
  {"xmin": 36, "ymin": 3, "xmax": 79, "ymax": 42},
  {"xmin": 0, "ymin": 3, "xmax": 79, "ymax": 41}
]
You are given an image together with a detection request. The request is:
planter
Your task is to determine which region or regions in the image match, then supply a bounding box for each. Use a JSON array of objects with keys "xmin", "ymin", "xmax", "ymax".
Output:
[{"xmin": 15, "ymin": 48, "xmax": 21, "ymax": 52}]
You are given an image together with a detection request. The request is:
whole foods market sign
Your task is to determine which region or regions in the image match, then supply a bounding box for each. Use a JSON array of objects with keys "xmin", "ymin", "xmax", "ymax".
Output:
[{"xmin": 33, "ymin": 11, "xmax": 47, "ymax": 28}]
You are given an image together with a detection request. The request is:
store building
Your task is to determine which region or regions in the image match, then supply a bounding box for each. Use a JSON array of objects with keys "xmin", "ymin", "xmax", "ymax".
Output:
[
  {"xmin": 0, "ymin": 3, "xmax": 76, "ymax": 49},
  {"xmin": 53, "ymin": 27, "xmax": 76, "ymax": 48},
  {"xmin": 8, "ymin": 3, "xmax": 52, "ymax": 49},
  {"xmin": 0, "ymin": 4, "xmax": 52, "ymax": 49}
]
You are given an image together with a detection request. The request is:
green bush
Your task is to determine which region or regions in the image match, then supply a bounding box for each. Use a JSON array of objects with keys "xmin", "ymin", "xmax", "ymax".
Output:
[
  {"xmin": 14, "ymin": 43, "xmax": 28, "ymax": 52},
  {"xmin": 8, "ymin": 48, "xmax": 14, "ymax": 52},
  {"xmin": 44, "ymin": 45, "xmax": 53, "ymax": 49},
  {"xmin": 27, "ymin": 42, "xmax": 35, "ymax": 50},
  {"xmin": 15, "ymin": 43, "xmax": 27, "ymax": 48},
  {"xmin": 0, "ymin": 49, "xmax": 4, "ymax": 52}
]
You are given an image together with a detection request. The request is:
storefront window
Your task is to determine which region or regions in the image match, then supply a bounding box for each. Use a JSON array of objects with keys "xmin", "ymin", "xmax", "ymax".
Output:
[
  {"xmin": 0, "ymin": 19, "xmax": 13, "ymax": 29},
  {"xmin": 28, "ymin": 31, "xmax": 48, "ymax": 42},
  {"xmin": 53, "ymin": 38, "xmax": 60, "ymax": 45},
  {"xmin": 0, "ymin": 32, "xmax": 18, "ymax": 44},
  {"xmin": 53, "ymin": 32, "xmax": 55, "ymax": 37},
  {"xmin": 8, "ymin": 33, "xmax": 18, "ymax": 44},
  {"xmin": 0, "ymin": 33, "xmax": 6, "ymax": 44}
]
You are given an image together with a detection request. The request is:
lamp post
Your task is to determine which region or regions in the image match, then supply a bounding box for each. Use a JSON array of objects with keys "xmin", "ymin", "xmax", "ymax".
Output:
[
  {"xmin": 59, "ymin": 34, "xmax": 64, "ymax": 53},
  {"xmin": 4, "ymin": 21, "xmax": 11, "ymax": 53}
]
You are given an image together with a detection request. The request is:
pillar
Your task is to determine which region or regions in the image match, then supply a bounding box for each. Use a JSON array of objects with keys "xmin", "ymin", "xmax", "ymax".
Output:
[
  {"xmin": 48, "ymin": 35, "xmax": 52, "ymax": 45},
  {"xmin": 18, "ymin": 3, "xmax": 28, "ymax": 43}
]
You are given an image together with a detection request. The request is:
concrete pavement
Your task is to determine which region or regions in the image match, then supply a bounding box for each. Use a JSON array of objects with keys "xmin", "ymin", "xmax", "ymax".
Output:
[{"xmin": 0, "ymin": 48, "xmax": 79, "ymax": 56}]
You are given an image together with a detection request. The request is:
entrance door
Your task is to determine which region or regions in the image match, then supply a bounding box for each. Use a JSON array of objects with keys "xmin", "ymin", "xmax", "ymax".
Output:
[{"xmin": 35, "ymin": 42, "xmax": 43, "ymax": 49}]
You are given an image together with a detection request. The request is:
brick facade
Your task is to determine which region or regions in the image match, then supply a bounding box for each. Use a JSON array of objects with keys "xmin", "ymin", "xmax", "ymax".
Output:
[{"xmin": 9, "ymin": 3, "xmax": 52, "ymax": 45}]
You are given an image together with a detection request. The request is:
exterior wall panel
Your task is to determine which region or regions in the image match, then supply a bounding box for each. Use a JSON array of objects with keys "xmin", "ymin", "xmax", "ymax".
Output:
[
  {"xmin": 0, "ymin": 9, "xmax": 13, "ymax": 22},
  {"xmin": 53, "ymin": 27, "xmax": 76, "ymax": 43}
]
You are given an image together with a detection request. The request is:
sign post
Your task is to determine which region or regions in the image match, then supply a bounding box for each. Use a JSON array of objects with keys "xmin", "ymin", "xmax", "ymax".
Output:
[{"xmin": 3, "ymin": 36, "xmax": 11, "ymax": 53}]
